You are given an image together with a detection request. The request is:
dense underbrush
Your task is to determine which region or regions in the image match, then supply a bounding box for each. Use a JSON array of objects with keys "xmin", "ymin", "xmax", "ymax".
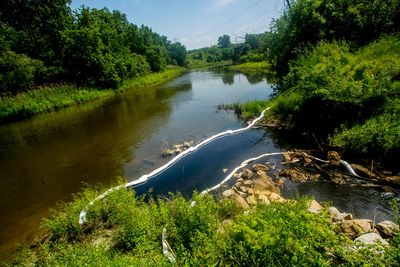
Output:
[{"xmin": 7, "ymin": 181, "xmax": 400, "ymax": 266}]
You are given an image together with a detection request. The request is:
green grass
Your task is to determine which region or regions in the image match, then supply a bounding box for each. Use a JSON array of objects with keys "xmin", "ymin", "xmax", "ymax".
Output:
[
  {"xmin": 0, "ymin": 67, "xmax": 187, "ymax": 123},
  {"xmin": 229, "ymin": 61, "xmax": 272, "ymax": 72},
  {"xmin": 268, "ymin": 36, "xmax": 400, "ymax": 158},
  {"xmin": 6, "ymin": 180, "xmax": 399, "ymax": 266},
  {"xmin": 221, "ymin": 100, "xmax": 270, "ymax": 120},
  {"xmin": 187, "ymin": 60, "xmax": 232, "ymax": 69}
]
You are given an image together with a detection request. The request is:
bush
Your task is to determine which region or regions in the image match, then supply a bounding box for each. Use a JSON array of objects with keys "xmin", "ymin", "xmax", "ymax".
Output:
[
  {"xmin": 0, "ymin": 50, "xmax": 45, "ymax": 94},
  {"xmin": 8, "ymin": 182, "xmax": 400, "ymax": 266},
  {"xmin": 268, "ymin": 36, "xmax": 400, "ymax": 157}
]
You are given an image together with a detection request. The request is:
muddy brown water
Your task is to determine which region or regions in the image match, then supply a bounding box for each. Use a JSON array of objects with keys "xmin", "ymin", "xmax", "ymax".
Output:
[{"xmin": 0, "ymin": 69, "xmax": 396, "ymax": 258}]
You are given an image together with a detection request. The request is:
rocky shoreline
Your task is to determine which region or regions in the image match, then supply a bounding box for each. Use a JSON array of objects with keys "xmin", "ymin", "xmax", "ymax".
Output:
[{"xmin": 220, "ymin": 156, "xmax": 399, "ymax": 247}]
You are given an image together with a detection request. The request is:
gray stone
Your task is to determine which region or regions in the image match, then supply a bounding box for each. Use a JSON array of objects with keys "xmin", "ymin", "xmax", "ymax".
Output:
[{"xmin": 354, "ymin": 233, "xmax": 388, "ymax": 246}]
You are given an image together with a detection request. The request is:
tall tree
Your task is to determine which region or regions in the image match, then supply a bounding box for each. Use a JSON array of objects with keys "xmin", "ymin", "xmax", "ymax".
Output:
[{"xmin": 218, "ymin": 34, "xmax": 231, "ymax": 48}]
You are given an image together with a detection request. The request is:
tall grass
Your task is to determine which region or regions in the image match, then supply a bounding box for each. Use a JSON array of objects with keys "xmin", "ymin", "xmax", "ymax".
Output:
[
  {"xmin": 229, "ymin": 61, "xmax": 272, "ymax": 72},
  {"xmin": 0, "ymin": 67, "xmax": 187, "ymax": 123}
]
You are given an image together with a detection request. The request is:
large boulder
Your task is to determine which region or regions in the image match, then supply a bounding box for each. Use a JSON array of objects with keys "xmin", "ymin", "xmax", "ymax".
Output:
[
  {"xmin": 246, "ymin": 195, "xmax": 257, "ymax": 205},
  {"xmin": 340, "ymin": 219, "xmax": 373, "ymax": 239},
  {"xmin": 329, "ymin": 206, "xmax": 353, "ymax": 223},
  {"xmin": 354, "ymin": 233, "xmax": 388, "ymax": 246},
  {"xmin": 308, "ymin": 200, "xmax": 323, "ymax": 214},
  {"xmin": 268, "ymin": 192, "xmax": 286, "ymax": 203},
  {"xmin": 375, "ymin": 221, "xmax": 399, "ymax": 238},
  {"xmin": 233, "ymin": 194, "xmax": 250, "ymax": 209}
]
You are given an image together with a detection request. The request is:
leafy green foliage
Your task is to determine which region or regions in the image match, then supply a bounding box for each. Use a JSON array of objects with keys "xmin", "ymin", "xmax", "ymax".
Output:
[
  {"xmin": 0, "ymin": 51, "xmax": 45, "ymax": 94},
  {"xmin": 8, "ymin": 183, "xmax": 400, "ymax": 266},
  {"xmin": 0, "ymin": 67, "xmax": 186, "ymax": 122},
  {"xmin": 0, "ymin": 4, "xmax": 186, "ymax": 93},
  {"xmin": 264, "ymin": 0, "xmax": 400, "ymax": 74},
  {"xmin": 265, "ymin": 36, "xmax": 400, "ymax": 157}
]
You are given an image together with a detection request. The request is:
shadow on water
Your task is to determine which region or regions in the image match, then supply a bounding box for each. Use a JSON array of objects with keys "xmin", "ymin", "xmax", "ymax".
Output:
[
  {"xmin": 0, "ymin": 69, "xmax": 270, "ymax": 256},
  {"xmin": 0, "ymin": 68, "xmax": 397, "ymax": 257}
]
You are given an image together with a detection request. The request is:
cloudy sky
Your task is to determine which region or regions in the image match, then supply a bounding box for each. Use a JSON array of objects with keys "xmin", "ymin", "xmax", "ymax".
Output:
[{"xmin": 70, "ymin": 0, "xmax": 284, "ymax": 50}]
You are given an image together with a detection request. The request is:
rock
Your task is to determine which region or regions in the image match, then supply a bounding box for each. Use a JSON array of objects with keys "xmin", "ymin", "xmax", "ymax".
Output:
[
  {"xmin": 354, "ymin": 233, "xmax": 388, "ymax": 246},
  {"xmin": 354, "ymin": 219, "xmax": 373, "ymax": 233},
  {"xmin": 162, "ymin": 149, "xmax": 175, "ymax": 157},
  {"xmin": 327, "ymin": 151, "xmax": 341, "ymax": 167},
  {"xmin": 246, "ymin": 195, "xmax": 257, "ymax": 205},
  {"xmin": 232, "ymin": 187, "xmax": 247, "ymax": 198},
  {"xmin": 222, "ymin": 168, "xmax": 228, "ymax": 173},
  {"xmin": 328, "ymin": 207, "xmax": 340, "ymax": 220},
  {"xmin": 238, "ymin": 186, "xmax": 249, "ymax": 194},
  {"xmin": 330, "ymin": 207, "xmax": 353, "ymax": 222},
  {"xmin": 340, "ymin": 220, "xmax": 362, "ymax": 239},
  {"xmin": 252, "ymin": 163, "xmax": 269, "ymax": 172},
  {"xmin": 173, "ymin": 144, "xmax": 184, "ymax": 150},
  {"xmin": 282, "ymin": 152, "xmax": 292, "ymax": 162},
  {"xmin": 233, "ymin": 172, "xmax": 243, "ymax": 179},
  {"xmin": 233, "ymin": 194, "xmax": 250, "ymax": 209},
  {"xmin": 308, "ymin": 200, "xmax": 323, "ymax": 213},
  {"xmin": 242, "ymin": 168, "xmax": 253, "ymax": 179},
  {"xmin": 269, "ymin": 192, "xmax": 286, "ymax": 203},
  {"xmin": 279, "ymin": 168, "xmax": 321, "ymax": 183},
  {"xmin": 375, "ymin": 221, "xmax": 399, "ymax": 238},
  {"xmin": 255, "ymin": 171, "xmax": 280, "ymax": 194},
  {"xmin": 222, "ymin": 189, "xmax": 234, "ymax": 198},
  {"xmin": 340, "ymin": 219, "xmax": 372, "ymax": 239},
  {"xmin": 276, "ymin": 178, "xmax": 285, "ymax": 186},
  {"xmin": 183, "ymin": 141, "xmax": 192, "ymax": 148},
  {"xmin": 257, "ymin": 194, "xmax": 270, "ymax": 204}
]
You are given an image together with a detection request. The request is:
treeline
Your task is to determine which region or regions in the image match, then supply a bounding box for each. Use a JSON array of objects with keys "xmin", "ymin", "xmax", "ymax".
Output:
[
  {"xmin": 0, "ymin": 0, "xmax": 187, "ymax": 94},
  {"xmin": 187, "ymin": 33, "xmax": 266, "ymax": 66},
  {"xmin": 264, "ymin": 0, "xmax": 400, "ymax": 75},
  {"xmin": 261, "ymin": 0, "xmax": 400, "ymax": 164}
]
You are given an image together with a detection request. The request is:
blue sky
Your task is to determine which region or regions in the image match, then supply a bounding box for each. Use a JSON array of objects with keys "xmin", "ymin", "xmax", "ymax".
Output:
[{"xmin": 70, "ymin": 0, "xmax": 284, "ymax": 50}]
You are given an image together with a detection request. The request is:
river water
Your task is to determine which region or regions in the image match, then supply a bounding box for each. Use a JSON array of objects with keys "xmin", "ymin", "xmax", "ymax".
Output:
[{"xmin": 0, "ymin": 69, "xmax": 395, "ymax": 257}]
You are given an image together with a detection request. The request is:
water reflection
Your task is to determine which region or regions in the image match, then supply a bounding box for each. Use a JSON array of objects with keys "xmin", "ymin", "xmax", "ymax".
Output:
[{"xmin": 0, "ymin": 69, "xmax": 269, "ymax": 256}]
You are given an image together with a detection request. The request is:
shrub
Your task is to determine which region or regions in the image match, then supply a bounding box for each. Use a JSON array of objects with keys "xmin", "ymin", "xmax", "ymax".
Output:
[{"xmin": 0, "ymin": 50, "xmax": 45, "ymax": 94}]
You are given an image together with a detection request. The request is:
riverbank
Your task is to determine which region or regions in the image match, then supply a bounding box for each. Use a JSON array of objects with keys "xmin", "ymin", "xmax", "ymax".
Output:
[
  {"xmin": 0, "ymin": 67, "xmax": 187, "ymax": 123},
  {"xmin": 5, "ymin": 175, "xmax": 399, "ymax": 266},
  {"xmin": 228, "ymin": 61, "xmax": 272, "ymax": 73},
  {"xmin": 228, "ymin": 36, "xmax": 400, "ymax": 171}
]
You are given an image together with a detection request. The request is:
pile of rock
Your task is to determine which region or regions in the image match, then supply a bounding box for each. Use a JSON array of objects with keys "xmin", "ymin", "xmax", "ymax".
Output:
[
  {"xmin": 221, "ymin": 162, "xmax": 399, "ymax": 248},
  {"xmin": 162, "ymin": 141, "xmax": 194, "ymax": 157},
  {"xmin": 221, "ymin": 163, "xmax": 286, "ymax": 209},
  {"xmin": 312, "ymin": 203, "xmax": 399, "ymax": 246}
]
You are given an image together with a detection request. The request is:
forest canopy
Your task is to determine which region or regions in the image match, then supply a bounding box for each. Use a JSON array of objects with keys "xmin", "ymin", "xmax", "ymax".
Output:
[{"xmin": 0, "ymin": 1, "xmax": 187, "ymax": 93}]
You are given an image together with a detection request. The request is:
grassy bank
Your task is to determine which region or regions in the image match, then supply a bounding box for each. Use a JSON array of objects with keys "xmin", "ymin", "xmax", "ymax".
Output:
[
  {"xmin": 5, "ymin": 181, "xmax": 399, "ymax": 266},
  {"xmin": 188, "ymin": 60, "xmax": 232, "ymax": 69},
  {"xmin": 232, "ymin": 36, "xmax": 400, "ymax": 162},
  {"xmin": 229, "ymin": 61, "xmax": 272, "ymax": 72},
  {"xmin": 0, "ymin": 67, "xmax": 187, "ymax": 123}
]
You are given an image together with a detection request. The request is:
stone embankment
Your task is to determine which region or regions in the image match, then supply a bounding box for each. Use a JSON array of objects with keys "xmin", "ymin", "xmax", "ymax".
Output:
[{"xmin": 221, "ymin": 159, "xmax": 399, "ymax": 247}]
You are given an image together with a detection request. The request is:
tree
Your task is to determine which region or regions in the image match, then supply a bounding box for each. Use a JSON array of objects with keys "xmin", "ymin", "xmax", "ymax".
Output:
[
  {"xmin": 168, "ymin": 42, "xmax": 187, "ymax": 66},
  {"xmin": 218, "ymin": 34, "xmax": 231, "ymax": 48}
]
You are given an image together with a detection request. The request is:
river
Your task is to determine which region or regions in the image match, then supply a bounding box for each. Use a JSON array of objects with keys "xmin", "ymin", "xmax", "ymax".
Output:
[{"xmin": 0, "ymin": 69, "xmax": 395, "ymax": 257}]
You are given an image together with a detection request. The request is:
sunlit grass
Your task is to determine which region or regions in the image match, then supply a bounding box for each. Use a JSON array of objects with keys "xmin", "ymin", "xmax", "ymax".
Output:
[{"xmin": 0, "ymin": 67, "xmax": 187, "ymax": 123}]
